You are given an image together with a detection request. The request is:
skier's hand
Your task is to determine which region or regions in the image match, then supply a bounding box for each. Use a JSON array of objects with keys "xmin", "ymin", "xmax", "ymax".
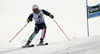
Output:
[
  {"xmin": 50, "ymin": 14, "xmax": 54, "ymax": 19},
  {"xmin": 26, "ymin": 19, "xmax": 31, "ymax": 23},
  {"xmin": 50, "ymin": 15, "xmax": 54, "ymax": 18}
]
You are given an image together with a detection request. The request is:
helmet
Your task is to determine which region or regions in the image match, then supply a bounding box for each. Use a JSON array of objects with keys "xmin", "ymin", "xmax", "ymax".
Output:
[{"xmin": 32, "ymin": 5, "xmax": 39, "ymax": 10}]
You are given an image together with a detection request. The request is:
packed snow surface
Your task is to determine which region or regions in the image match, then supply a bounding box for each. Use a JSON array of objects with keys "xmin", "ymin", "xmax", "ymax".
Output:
[{"xmin": 0, "ymin": 35, "xmax": 100, "ymax": 54}]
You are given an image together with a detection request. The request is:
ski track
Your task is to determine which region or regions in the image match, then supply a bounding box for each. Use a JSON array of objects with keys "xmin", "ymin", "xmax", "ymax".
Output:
[{"xmin": 0, "ymin": 36, "xmax": 100, "ymax": 54}]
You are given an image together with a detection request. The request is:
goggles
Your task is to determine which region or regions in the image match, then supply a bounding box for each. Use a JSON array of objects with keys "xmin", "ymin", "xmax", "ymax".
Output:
[{"xmin": 33, "ymin": 8, "xmax": 38, "ymax": 11}]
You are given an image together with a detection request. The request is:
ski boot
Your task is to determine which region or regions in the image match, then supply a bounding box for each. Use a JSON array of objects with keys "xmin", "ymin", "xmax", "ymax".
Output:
[
  {"xmin": 38, "ymin": 38, "xmax": 48, "ymax": 46},
  {"xmin": 24, "ymin": 40, "xmax": 31, "ymax": 47},
  {"xmin": 39, "ymin": 38, "xmax": 44, "ymax": 44},
  {"xmin": 22, "ymin": 40, "xmax": 34, "ymax": 48}
]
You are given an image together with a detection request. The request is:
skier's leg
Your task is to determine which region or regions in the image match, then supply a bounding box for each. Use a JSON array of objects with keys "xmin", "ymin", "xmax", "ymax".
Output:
[
  {"xmin": 41, "ymin": 29, "xmax": 46, "ymax": 38},
  {"xmin": 40, "ymin": 29, "xmax": 46, "ymax": 44},
  {"xmin": 25, "ymin": 25, "xmax": 40, "ymax": 46},
  {"xmin": 25, "ymin": 32, "xmax": 37, "ymax": 46},
  {"xmin": 28, "ymin": 32, "xmax": 37, "ymax": 41}
]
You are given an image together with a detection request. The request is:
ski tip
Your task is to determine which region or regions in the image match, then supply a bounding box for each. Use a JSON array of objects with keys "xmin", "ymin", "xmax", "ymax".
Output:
[{"xmin": 45, "ymin": 43, "xmax": 48, "ymax": 45}]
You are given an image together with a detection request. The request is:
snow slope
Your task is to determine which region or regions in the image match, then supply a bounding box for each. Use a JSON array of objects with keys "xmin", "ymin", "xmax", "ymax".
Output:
[{"xmin": 0, "ymin": 35, "xmax": 100, "ymax": 54}]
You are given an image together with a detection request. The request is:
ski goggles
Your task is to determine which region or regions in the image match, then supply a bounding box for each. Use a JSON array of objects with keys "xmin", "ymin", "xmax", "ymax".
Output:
[{"xmin": 33, "ymin": 8, "xmax": 38, "ymax": 11}]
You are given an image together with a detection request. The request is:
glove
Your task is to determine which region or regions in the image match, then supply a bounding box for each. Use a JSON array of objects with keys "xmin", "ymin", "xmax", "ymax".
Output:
[
  {"xmin": 50, "ymin": 14, "xmax": 54, "ymax": 19},
  {"xmin": 26, "ymin": 19, "xmax": 31, "ymax": 23}
]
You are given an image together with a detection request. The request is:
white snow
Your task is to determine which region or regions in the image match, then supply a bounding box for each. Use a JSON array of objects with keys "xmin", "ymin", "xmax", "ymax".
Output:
[{"xmin": 0, "ymin": 35, "xmax": 100, "ymax": 54}]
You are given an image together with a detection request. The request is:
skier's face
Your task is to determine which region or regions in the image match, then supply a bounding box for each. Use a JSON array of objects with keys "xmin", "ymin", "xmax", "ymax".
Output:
[{"xmin": 33, "ymin": 8, "xmax": 38, "ymax": 14}]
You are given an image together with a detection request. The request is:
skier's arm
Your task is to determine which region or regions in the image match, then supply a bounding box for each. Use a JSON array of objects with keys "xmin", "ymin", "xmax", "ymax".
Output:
[
  {"xmin": 42, "ymin": 10, "xmax": 54, "ymax": 18},
  {"xmin": 26, "ymin": 14, "xmax": 33, "ymax": 23}
]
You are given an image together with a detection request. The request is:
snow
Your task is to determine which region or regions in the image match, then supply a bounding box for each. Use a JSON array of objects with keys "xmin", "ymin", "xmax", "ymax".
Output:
[{"xmin": 0, "ymin": 35, "xmax": 100, "ymax": 54}]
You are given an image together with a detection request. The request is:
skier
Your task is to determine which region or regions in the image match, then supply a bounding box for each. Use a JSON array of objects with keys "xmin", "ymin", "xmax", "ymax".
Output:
[{"xmin": 24, "ymin": 4, "xmax": 54, "ymax": 46}]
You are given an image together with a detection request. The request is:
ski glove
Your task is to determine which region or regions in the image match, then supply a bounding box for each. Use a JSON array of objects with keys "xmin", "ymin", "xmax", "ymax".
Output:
[
  {"xmin": 26, "ymin": 19, "xmax": 31, "ymax": 23},
  {"xmin": 50, "ymin": 14, "xmax": 54, "ymax": 19}
]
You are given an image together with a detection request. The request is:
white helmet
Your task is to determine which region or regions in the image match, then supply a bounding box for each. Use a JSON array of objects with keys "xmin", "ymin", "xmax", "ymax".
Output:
[{"xmin": 32, "ymin": 4, "xmax": 39, "ymax": 9}]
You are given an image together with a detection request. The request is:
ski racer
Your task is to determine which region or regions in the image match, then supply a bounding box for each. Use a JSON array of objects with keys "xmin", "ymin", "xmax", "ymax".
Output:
[{"xmin": 24, "ymin": 4, "xmax": 54, "ymax": 46}]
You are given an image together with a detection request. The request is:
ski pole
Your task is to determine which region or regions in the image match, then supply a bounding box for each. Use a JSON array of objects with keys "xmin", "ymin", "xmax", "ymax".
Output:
[
  {"xmin": 9, "ymin": 23, "xmax": 28, "ymax": 43},
  {"xmin": 52, "ymin": 18, "xmax": 70, "ymax": 41}
]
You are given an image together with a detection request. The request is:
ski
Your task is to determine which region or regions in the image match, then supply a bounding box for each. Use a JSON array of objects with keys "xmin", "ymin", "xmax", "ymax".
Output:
[
  {"xmin": 22, "ymin": 43, "xmax": 48, "ymax": 48},
  {"xmin": 37, "ymin": 43, "xmax": 48, "ymax": 46},
  {"xmin": 22, "ymin": 44, "xmax": 34, "ymax": 48}
]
